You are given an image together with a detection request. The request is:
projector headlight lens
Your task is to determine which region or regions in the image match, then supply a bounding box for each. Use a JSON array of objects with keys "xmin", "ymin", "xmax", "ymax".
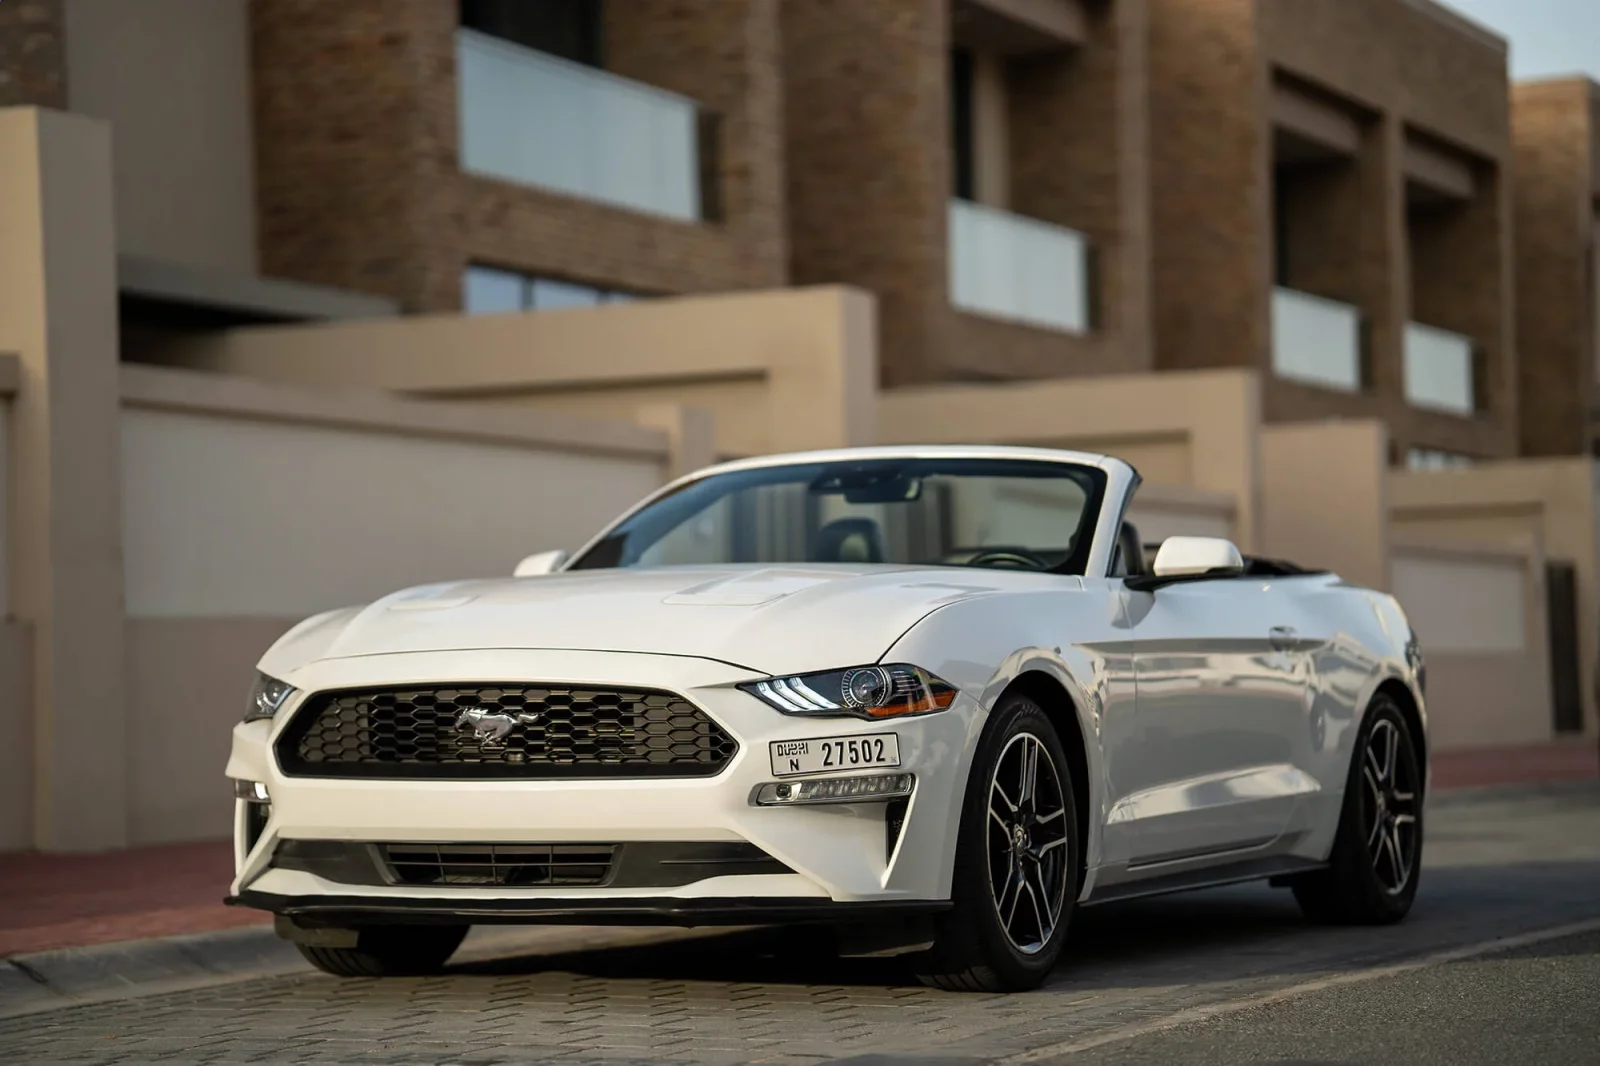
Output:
[
  {"xmin": 244, "ymin": 674, "xmax": 296, "ymax": 723},
  {"xmin": 741, "ymin": 664, "xmax": 957, "ymax": 720}
]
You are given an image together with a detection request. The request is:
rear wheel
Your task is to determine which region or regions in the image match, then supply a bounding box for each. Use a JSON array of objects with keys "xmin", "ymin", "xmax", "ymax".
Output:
[
  {"xmin": 1292, "ymin": 695, "xmax": 1423, "ymax": 924},
  {"xmin": 914, "ymin": 693, "xmax": 1080, "ymax": 992},
  {"xmin": 296, "ymin": 924, "xmax": 468, "ymax": 977}
]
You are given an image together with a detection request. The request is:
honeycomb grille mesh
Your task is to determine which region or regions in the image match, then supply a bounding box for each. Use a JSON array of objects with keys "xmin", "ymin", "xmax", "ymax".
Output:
[{"xmin": 277, "ymin": 685, "xmax": 738, "ymax": 779}]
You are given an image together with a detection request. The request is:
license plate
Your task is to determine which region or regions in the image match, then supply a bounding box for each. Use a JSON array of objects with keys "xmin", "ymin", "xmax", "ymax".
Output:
[{"xmin": 768, "ymin": 734, "xmax": 901, "ymax": 777}]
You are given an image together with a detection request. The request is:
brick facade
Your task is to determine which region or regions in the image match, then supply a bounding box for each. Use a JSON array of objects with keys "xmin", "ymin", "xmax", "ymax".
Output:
[
  {"xmin": 4, "ymin": 0, "xmax": 1586, "ymax": 462},
  {"xmin": 1511, "ymin": 79, "xmax": 1598, "ymax": 458},
  {"xmin": 0, "ymin": 0, "xmax": 66, "ymax": 109},
  {"xmin": 782, "ymin": 0, "xmax": 1152, "ymax": 388},
  {"xmin": 250, "ymin": 0, "xmax": 786, "ymax": 314},
  {"xmin": 1151, "ymin": 0, "xmax": 1517, "ymax": 462}
]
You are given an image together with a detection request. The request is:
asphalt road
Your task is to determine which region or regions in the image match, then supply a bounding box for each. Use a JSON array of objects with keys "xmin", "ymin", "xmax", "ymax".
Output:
[
  {"xmin": 2, "ymin": 783, "xmax": 1597, "ymax": 1066},
  {"xmin": 1061, "ymin": 928, "xmax": 1600, "ymax": 1066}
]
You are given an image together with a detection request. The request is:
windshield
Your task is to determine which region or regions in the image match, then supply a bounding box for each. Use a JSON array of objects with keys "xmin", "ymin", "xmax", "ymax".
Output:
[{"xmin": 568, "ymin": 457, "xmax": 1107, "ymax": 574}]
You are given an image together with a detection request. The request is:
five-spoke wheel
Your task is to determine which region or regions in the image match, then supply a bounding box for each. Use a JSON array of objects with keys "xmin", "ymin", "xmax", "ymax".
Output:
[
  {"xmin": 1291, "ymin": 693, "xmax": 1424, "ymax": 924},
  {"xmin": 916, "ymin": 693, "xmax": 1080, "ymax": 992},
  {"xmin": 986, "ymin": 733, "xmax": 1071, "ymax": 955},
  {"xmin": 1361, "ymin": 717, "xmax": 1420, "ymax": 895}
]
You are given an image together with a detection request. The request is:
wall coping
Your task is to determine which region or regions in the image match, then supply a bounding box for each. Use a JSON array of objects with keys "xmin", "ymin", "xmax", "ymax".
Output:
[
  {"xmin": 120, "ymin": 364, "xmax": 671, "ymax": 462},
  {"xmin": 1391, "ymin": 531, "xmax": 1542, "ymax": 565},
  {"xmin": 1129, "ymin": 482, "xmax": 1238, "ymax": 516},
  {"xmin": 1399, "ymin": 0, "xmax": 1507, "ymax": 53},
  {"xmin": 0, "ymin": 352, "xmax": 18, "ymax": 397}
]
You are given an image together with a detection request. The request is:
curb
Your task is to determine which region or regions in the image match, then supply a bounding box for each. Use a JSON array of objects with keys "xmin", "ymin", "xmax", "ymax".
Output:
[
  {"xmin": 0, "ymin": 923, "xmax": 303, "ymax": 1020},
  {"xmin": 0, "ymin": 920, "xmax": 737, "ymax": 1021}
]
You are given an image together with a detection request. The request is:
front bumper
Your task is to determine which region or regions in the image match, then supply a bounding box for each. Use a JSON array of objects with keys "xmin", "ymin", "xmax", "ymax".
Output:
[
  {"xmin": 227, "ymin": 649, "xmax": 981, "ymax": 913},
  {"xmin": 228, "ymin": 890, "xmax": 950, "ymax": 928}
]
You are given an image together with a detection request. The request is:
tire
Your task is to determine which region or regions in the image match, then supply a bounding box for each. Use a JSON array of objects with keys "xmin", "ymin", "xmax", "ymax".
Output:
[
  {"xmin": 1292, "ymin": 694, "xmax": 1423, "ymax": 924},
  {"xmin": 296, "ymin": 924, "xmax": 469, "ymax": 977},
  {"xmin": 914, "ymin": 693, "xmax": 1081, "ymax": 992}
]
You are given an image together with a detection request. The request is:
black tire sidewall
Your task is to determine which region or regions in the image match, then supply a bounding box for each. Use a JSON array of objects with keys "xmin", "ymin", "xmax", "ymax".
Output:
[
  {"xmin": 946, "ymin": 693, "xmax": 1080, "ymax": 987},
  {"xmin": 1331, "ymin": 696, "xmax": 1424, "ymax": 919}
]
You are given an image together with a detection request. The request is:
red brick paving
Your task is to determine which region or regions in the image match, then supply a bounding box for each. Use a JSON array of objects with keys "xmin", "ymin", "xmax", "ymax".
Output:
[
  {"xmin": 0, "ymin": 840, "xmax": 265, "ymax": 957},
  {"xmin": 1430, "ymin": 737, "xmax": 1600, "ymax": 792},
  {"xmin": 1, "ymin": 740, "xmax": 1594, "ymax": 958}
]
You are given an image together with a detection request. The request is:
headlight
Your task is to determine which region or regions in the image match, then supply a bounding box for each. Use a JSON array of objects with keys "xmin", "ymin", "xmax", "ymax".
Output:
[
  {"xmin": 740, "ymin": 664, "xmax": 958, "ymax": 720},
  {"xmin": 244, "ymin": 673, "xmax": 296, "ymax": 723}
]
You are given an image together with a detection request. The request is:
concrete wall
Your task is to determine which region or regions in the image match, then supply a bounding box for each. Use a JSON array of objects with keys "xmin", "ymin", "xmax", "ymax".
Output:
[
  {"xmin": 876, "ymin": 368, "xmax": 1262, "ymax": 550},
  {"xmin": 116, "ymin": 364, "xmax": 682, "ymax": 845},
  {"xmin": 144, "ymin": 286, "xmax": 880, "ymax": 461},
  {"xmin": 1390, "ymin": 458, "xmax": 1600, "ymax": 739},
  {"xmin": 121, "ymin": 369, "xmax": 667, "ymax": 619},
  {"xmin": 1392, "ymin": 537, "xmax": 1553, "ymax": 749},
  {"xmin": 0, "ymin": 622, "xmax": 32, "ymax": 851},
  {"xmin": 63, "ymin": 0, "xmax": 258, "ymax": 274},
  {"xmin": 0, "ymin": 367, "xmax": 11, "ymax": 617},
  {"xmin": 1260, "ymin": 420, "xmax": 1390, "ymax": 591},
  {"xmin": 0, "ymin": 107, "xmax": 127, "ymax": 852},
  {"xmin": 1124, "ymin": 485, "xmax": 1236, "ymax": 545},
  {"xmin": 0, "ymin": 359, "xmax": 27, "ymax": 851}
]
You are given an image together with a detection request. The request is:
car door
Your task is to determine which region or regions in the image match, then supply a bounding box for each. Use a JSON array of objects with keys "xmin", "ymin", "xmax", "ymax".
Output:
[{"xmin": 1104, "ymin": 576, "xmax": 1316, "ymax": 872}]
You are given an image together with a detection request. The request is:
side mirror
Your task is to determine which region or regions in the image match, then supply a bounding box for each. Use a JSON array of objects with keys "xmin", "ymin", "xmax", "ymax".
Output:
[
  {"xmin": 1150, "ymin": 536, "xmax": 1244, "ymax": 579},
  {"xmin": 513, "ymin": 549, "xmax": 569, "ymax": 577}
]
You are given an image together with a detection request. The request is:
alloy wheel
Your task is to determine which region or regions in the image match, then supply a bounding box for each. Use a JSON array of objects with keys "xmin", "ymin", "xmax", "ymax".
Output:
[
  {"xmin": 986, "ymin": 732, "xmax": 1070, "ymax": 954},
  {"xmin": 1361, "ymin": 718, "xmax": 1420, "ymax": 894}
]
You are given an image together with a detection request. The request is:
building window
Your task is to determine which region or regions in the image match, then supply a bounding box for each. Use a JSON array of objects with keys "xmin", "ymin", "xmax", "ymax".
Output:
[
  {"xmin": 460, "ymin": 0, "xmax": 603, "ymax": 67},
  {"xmin": 950, "ymin": 47, "xmax": 976, "ymax": 202},
  {"xmin": 1405, "ymin": 448, "xmax": 1474, "ymax": 471},
  {"xmin": 462, "ymin": 265, "xmax": 639, "ymax": 314}
]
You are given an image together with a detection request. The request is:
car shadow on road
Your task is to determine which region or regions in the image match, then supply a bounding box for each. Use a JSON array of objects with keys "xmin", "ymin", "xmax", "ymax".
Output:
[{"xmin": 446, "ymin": 859, "xmax": 1600, "ymax": 993}]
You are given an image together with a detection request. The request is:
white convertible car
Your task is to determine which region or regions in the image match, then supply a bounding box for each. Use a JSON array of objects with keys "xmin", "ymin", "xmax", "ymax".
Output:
[{"xmin": 226, "ymin": 446, "xmax": 1427, "ymax": 992}]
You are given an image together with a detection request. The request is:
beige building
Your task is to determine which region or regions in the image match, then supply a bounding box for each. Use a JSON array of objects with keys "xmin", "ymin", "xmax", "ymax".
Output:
[{"xmin": 0, "ymin": 1, "xmax": 1596, "ymax": 854}]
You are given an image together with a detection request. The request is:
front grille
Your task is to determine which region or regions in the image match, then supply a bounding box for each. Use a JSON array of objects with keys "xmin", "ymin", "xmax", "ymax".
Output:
[
  {"xmin": 268, "ymin": 840, "xmax": 793, "ymax": 889},
  {"xmin": 380, "ymin": 843, "xmax": 615, "ymax": 886},
  {"xmin": 276, "ymin": 685, "xmax": 738, "ymax": 779}
]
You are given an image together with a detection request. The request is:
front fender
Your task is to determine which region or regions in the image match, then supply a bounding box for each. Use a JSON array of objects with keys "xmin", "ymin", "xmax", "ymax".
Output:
[{"xmin": 882, "ymin": 586, "xmax": 1127, "ymax": 899}]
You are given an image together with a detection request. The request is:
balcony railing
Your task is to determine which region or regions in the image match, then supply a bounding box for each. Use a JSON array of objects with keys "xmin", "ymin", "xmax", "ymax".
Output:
[
  {"xmin": 1404, "ymin": 322, "xmax": 1476, "ymax": 416},
  {"xmin": 948, "ymin": 199, "xmax": 1091, "ymax": 334},
  {"xmin": 1271, "ymin": 287, "xmax": 1363, "ymax": 391},
  {"xmin": 456, "ymin": 28, "xmax": 703, "ymax": 222}
]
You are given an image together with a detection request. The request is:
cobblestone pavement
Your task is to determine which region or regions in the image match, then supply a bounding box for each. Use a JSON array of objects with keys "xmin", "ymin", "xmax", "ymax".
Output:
[{"xmin": 3, "ymin": 786, "xmax": 1597, "ymax": 1065}]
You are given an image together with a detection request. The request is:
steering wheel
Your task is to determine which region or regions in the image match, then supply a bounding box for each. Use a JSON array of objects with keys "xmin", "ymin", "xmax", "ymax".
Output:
[{"xmin": 965, "ymin": 547, "xmax": 1052, "ymax": 571}]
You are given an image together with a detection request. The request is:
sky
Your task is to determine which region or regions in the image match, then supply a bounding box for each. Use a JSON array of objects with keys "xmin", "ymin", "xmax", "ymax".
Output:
[{"xmin": 1439, "ymin": 0, "xmax": 1600, "ymax": 81}]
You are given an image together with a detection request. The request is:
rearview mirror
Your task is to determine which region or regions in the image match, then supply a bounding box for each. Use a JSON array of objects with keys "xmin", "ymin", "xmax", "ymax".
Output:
[
  {"xmin": 1150, "ymin": 536, "xmax": 1244, "ymax": 579},
  {"xmin": 513, "ymin": 549, "xmax": 569, "ymax": 577}
]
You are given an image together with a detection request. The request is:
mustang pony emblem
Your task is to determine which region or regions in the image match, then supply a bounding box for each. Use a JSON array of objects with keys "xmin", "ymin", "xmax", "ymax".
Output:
[{"xmin": 454, "ymin": 707, "xmax": 541, "ymax": 743}]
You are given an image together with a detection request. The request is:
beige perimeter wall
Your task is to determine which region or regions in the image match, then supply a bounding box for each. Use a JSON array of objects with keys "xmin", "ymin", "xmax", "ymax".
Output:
[
  {"xmin": 119, "ymin": 365, "xmax": 679, "ymax": 844},
  {"xmin": 877, "ymin": 370, "xmax": 1263, "ymax": 550},
  {"xmin": 1391, "ymin": 458, "xmax": 1600, "ymax": 739},
  {"xmin": 1392, "ymin": 537, "xmax": 1554, "ymax": 749}
]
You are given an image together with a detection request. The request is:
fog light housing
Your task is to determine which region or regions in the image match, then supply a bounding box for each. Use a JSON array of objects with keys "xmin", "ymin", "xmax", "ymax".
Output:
[
  {"xmin": 234, "ymin": 780, "xmax": 270, "ymax": 804},
  {"xmin": 752, "ymin": 772, "xmax": 914, "ymax": 806}
]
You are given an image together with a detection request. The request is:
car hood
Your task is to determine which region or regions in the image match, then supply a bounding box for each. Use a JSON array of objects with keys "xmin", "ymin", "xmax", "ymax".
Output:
[{"xmin": 264, "ymin": 565, "xmax": 1057, "ymax": 677}]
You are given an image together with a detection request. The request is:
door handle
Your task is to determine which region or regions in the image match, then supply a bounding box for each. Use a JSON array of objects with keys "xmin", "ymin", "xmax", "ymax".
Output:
[{"xmin": 1269, "ymin": 625, "xmax": 1297, "ymax": 651}]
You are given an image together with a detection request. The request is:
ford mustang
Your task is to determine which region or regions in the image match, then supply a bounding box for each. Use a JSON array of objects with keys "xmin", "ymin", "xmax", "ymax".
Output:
[{"xmin": 225, "ymin": 446, "xmax": 1427, "ymax": 992}]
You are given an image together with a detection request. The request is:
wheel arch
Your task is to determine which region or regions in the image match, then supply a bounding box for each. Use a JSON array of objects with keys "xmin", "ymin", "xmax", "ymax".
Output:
[
  {"xmin": 1374, "ymin": 678, "xmax": 1428, "ymax": 791},
  {"xmin": 995, "ymin": 669, "xmax": 1093, "ymax": 898}
]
